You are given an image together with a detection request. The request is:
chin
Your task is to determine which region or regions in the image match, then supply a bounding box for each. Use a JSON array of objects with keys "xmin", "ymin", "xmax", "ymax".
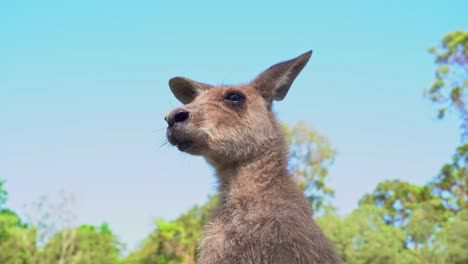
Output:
[
  {"xmin": 170, "ymin": 139, "xmax": 204, "ymax": 156},
  {"xmin": 182, "ymin": 147, "xmax": 204, "ymax": 156}
]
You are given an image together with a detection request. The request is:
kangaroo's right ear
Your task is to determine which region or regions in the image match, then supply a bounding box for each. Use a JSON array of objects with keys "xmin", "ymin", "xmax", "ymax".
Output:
[
  {"xmin": 169, "ymin": 77, "xmax": 213, "ymax": 104},
  {"xmin": 252, "ymin": 51, "xmax": 312, "ymax": 103}
]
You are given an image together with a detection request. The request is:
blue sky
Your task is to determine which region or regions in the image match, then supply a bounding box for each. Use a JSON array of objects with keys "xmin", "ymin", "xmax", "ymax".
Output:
[{"xmin": 1, "ymin": 0, "xmax": 466, "ymax": 251}]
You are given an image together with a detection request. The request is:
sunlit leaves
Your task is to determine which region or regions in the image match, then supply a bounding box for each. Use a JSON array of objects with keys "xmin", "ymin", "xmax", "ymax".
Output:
[
  {"xmin": 283, "ymin": 122, "xmax": 337, "ymax": 213},
  {"xmin": 0, "ymin": 183, "xmax": 37, "ymax": 264},
  {"xmin": 430, "ymin": 143, "xmax": 468, "ymax": 212},
  {"xmin": 317, "ymin": 205, "xmax": 413, "ymax": 264},
  {"xmin": 426, "ymin": 30, "xmax": 468, "ymax": 141},
  {"xmin": 431, "ymin": 210, "xmax": 468, "ymax": 263},
  {"xmin": 38, "ymin": 223, "xmax": 122, "ymax": 264},
  {"xmin": 125, "ymin": 196, "xmax": 218, "ymax": 264},
  {"xmin": 359, "ymin": 180, "xmax": 430, "ymax": 227},
  {"xmin": 0, "ymin": 180, "xmax": 7, "ymax": 209}
]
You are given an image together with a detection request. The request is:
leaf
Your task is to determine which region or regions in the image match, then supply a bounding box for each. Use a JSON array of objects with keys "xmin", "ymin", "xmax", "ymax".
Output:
[{"xmin": 438, "ymin": 108, "xmax": 446, "ymax": 119}]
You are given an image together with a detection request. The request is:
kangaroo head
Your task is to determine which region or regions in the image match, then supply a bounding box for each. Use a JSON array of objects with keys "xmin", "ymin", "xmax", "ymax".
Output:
[{"xmin": 165, "ymin": 51, "xmax": 312, "ymax": 166}]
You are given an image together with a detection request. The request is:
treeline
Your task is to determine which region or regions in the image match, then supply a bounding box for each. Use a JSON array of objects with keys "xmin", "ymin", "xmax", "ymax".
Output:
[
  {"xmin": 1, "ymin": 141, "xmax": 466, "ymax": 264},
  {"xmin": 1, "ymin": 31, "xmax": 466, "ymax": 263}
]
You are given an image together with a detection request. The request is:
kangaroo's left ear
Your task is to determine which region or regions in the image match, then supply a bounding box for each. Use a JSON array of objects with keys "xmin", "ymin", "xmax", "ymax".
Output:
[
  {"xmin": 252, "ymin": 50, "xmax": 312, "ymax": 102},
  {"xmin": 169, "ymin": 77, "xmax": 213, "ymax": 104}
]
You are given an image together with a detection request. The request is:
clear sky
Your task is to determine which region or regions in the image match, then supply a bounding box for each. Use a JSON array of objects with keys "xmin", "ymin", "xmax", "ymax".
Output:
[{"xmin": 1, "ymin": 0, "xmax": 466, "ymax": 251}]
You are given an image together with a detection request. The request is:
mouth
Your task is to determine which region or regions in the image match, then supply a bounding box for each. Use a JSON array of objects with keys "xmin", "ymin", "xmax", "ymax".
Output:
[
  {"xmin": 167, "ymin": 128, "xmax": 194, "ymax": 151},
  {"xmin": 176, "ymin": 140, "xmax": 193, "ymax": 151}
]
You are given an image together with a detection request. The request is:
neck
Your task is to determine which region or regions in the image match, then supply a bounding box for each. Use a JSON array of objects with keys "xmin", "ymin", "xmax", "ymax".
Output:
[{"xmin": 209, "ymin": 138, "xmax": 290, "ymax": 211}]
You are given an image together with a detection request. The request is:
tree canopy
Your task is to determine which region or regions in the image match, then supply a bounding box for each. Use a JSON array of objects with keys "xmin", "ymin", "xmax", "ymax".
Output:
[{"xmin": 426, "ymin": 30, "xmax": 468, "ymax": 140}]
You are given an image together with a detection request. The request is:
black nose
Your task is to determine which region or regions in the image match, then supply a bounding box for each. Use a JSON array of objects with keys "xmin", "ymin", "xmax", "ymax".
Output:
[{"xmin": 166, "ymin": 108, "xmax": 190, "ymax": 127}]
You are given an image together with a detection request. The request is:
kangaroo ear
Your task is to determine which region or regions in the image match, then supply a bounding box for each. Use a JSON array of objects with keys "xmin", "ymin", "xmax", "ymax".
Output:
[
  {"xmin": 252, "ymin": 51, "xmax": 312, "ymax": 102},
  {"xmin": 169, "ymin": 77, "xmax": 213, "ymax": 104}
]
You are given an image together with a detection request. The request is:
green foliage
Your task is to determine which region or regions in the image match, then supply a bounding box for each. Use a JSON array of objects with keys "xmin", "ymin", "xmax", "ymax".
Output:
[
  {"xmin": 430, "ymin": 143, "xmax": 468, "ymax": 212},
  {"xmin": 357, "ymin": 165, "xmax": 467, "ymax": 262},
  {"xmin": 0, "ymin": 180, "xmax": 37, "ymax": 264},
  {"xmin": 124, "ymin": 196, "xmax": 217, "ymax": 264},
  {"xmin": 430, "ymin": 209, "xmax": 468, "ymax": 263},
  {"xmin": 315, "ymin": 207, "xmax": 353, "ymax": 263},
  {"xmin": 0, "ymin": 209, "xmax": 37, "ymax": 264},
  {"xmin": 405, "ymin": 201, "xmax": 444, "ymax": 248},
  {"xmin": 359, "ymin": 179, "xmax": 432, "ymax": 226},
  {"xmin": 283, "ymin": 122, "xmax": 337, "ymax": 213},
  {"xmin": 317, "ymin": 206, "xmax": 413, "ymax": 264},
  {"xmin": 426, "ymin": 30, "xmax": 468, "ymax": 140},
  {"xmin": 0, "ymin": 180, "xmax": 7, "ymax": 209},
  {"xmin": 37, "ymin": 223, "xmax": 122, "ymax": 264},
  {"xmin": 345, "ymin": 205, "xmax": 412, "ymax": 264},
  {"xmin": 146, "ymin": 220, "xmax": 192, "ymax": 264}
]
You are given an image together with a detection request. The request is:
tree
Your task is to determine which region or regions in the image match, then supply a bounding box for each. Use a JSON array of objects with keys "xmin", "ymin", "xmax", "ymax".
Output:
[
  {"xmin": 359, "ymin": 179, "xmax": 453, "ymax": 251},
  {"xmin": 0, "ymin": 180, "xmax": 7, "ymax": 209},
  {"xmin": 124, "ymin": 196, "xmax": 217, "ymax": 264},
  {"xmin": 130, "ymin": 220, "xmax": 193, "ymax": 264},
  {"xmin": 429, "ymin": 209, "xmax": 468, "ymax": 264},
  {"xmin": 27, "ymin": 191, "xmax": 78, "ymax": 247},
  {"xmin": 424, "ymin": 29, "xmax": 468, "ymax": 216},
  {"xmin": 430, "ymin": 143, "xmax": 467, "ymax": 212},
  {"xmin": 283, "ymin": 122, "xmax": 337, "ymax": 213},
  {"xmin": 346, "ymin": 205, "xmax": 414, "ymax": 264},
  {"xmin": 316, "ymin": 205, "xmax": 414, "ymax": 264},
  {"xmin": 0, "ymin": 209, "xmax": 37, "ymax": 264},
  {"xmin": 0, "ymin": 180, "xmax": 37, "ymax": 264},
  {"xmin": 359, "ymin": 180, "xmax": 434, "ymax": 227},
  {"xmin": 315, "ymin": 207, "xmax": 354, "ymax": 263},
  {"xmin": 38, "ymin": 223, "xmax": 122, "ymax": 264},
  {"xmin": 416, "ymin": 30, "xmax": 468, "ymax": 263},
  {"xmin": 426, "ymin": 30, "xmax": 468, "ymax": 141}
]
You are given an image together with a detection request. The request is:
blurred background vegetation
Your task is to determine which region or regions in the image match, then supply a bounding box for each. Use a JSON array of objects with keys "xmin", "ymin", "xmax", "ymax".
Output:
[{"xmin": 1, "ymin": 30, "xmax": 467, "ymax": 264}]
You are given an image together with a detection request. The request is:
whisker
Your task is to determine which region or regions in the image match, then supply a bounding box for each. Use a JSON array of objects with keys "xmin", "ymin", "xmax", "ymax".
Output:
[{"xmin": 160, "ymin": 139, "xmax": 169, "ymax": 148}]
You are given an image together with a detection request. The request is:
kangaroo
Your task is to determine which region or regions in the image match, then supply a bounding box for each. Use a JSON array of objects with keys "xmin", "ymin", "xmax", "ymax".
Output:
[{"xmin": 165, "ymin": 51, "xmax": 341, "ymax": 264}]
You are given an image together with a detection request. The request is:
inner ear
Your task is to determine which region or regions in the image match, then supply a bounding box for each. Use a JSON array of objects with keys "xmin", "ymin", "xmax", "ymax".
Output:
[
  {"xmin": 169, "ymin": 77, "xmax": 213, "ymax": 104},
  {"xmin": 252, "ymin": 50, "xmax": 312, "ymax": 102}
]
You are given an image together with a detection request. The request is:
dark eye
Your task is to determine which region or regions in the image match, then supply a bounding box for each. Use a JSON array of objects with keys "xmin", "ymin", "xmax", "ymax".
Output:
[{"xmin": 224, "ymin": 92, "xmax": 245, "ymax": 103}]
